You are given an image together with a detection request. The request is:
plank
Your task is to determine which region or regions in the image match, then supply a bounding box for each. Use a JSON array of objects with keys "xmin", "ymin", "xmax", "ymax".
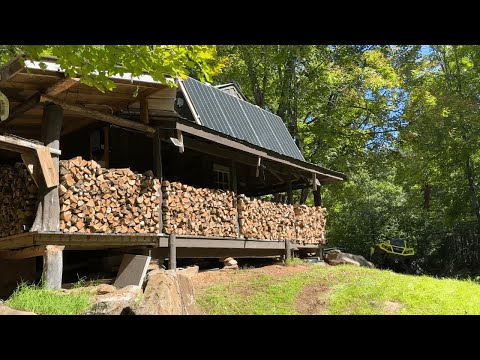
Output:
[
  {"xmin": 113, "ymin": 254, "xmax": 151, "ymax": 288},
  {"xmin": 0, "ymin": 233, "xmax": 35, "ymax": 250},
  {"xmin": 0, "ymin": 245, "xmax": 47, "ymax": 260},
  {"xmin": 0, "ymin": 134, "xmax": 61, "ymax": 155},
  {"xmin": 40, "ymin": 94, "xmax": 156, "ymax": 135},
  {"xmin": 36, "ymin": 146, "xmax": 59, "ymax": 188}
]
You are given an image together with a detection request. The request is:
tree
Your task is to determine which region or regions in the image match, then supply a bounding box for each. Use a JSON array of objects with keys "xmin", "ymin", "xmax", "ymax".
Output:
[{"xmin": 0, "ymin": 45, "xmax": 224, "ymax": 92}]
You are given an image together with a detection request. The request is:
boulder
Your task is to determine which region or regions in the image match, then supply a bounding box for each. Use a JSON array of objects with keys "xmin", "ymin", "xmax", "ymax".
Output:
[
  {"xmin": 134, "ymin": 271, "xmax": 182, "ymax": 315},
  {"xmin": 177, "ymin": 273, "xmax": 201, "ymax": 315},
  {"xmin": 325, "ymin": 250, "xmax": 374, "ymax": 268},
  {"xmin": 178, "ymin": 265, "xmax": 199, "ymax": 277},
  {"xmin": 87, "ymin": 285, "xmax": 142, "ymax": 315},
  {"xmin": 0, "ymin": 304, "xmax": 36, "ymax": 315},
  {"xmin": 133, "ymin": 270, "xmax": 200, "ymax": 315},
  {"xmin": 221, "ymin": 264, "xmax": 239, "ymax": 271},
  {"xmin": 96, "ymin": 284, "xmax": 117, "ymax": 295}
]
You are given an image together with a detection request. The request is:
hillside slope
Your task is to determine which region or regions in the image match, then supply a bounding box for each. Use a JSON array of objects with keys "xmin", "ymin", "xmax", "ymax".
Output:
[{"xmin": 193, "ymin": 264, "xmax": 480, "ymax": 315}]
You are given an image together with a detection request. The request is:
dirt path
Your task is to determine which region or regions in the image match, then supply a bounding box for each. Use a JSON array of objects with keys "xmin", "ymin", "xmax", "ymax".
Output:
[{"xmin": 192, "ymin": 264, "xmax": 330, "ymax": 314}]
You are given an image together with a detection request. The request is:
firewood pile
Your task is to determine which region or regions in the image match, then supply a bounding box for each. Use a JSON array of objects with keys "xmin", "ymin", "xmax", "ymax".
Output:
[
  {"xmin": 237, "ymin": 195, "xmax": 296, "ymax": 240},
  {"xmin": 162, "ymin": 181, "xmax": 237, "ymax": 237},
  {"xmin": 293, "ymin": 205, "xmax": 327, "ymax": 244},
  {"xmin": 0, "ymin": 163, "xmax": 38, "ymax": 237},
  {"xmin": 58, "ymin": 157, "xmax": 160, "ymax": 234}
]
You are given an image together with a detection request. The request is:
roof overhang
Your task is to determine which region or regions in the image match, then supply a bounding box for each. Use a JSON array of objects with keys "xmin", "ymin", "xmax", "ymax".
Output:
[{"xmin": 154, "ymin": 116, "xmax": 347, "ymax": 184}]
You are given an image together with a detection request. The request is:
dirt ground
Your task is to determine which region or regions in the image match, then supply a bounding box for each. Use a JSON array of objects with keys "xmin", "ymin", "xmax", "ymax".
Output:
[
  {"xmin": 192, "ymin": 264, "xmax": 311, "ymax": 292},
  {"xmin": 192, "ymin": 264, "xmax": 331, "ymax": 314}
]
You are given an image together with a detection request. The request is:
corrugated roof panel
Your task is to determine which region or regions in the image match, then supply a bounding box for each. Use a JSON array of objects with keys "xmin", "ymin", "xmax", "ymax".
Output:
[{"xmin": 182, "ymin": 77, "xmax": 305, "ymax": 161}]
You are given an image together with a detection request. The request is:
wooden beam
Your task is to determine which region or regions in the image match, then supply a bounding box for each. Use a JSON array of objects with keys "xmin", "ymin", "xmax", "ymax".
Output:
[
  {"xmin": 256, "ymin": 157, "xmax": 262, "ymax": 177},
  {"xmin": 0, "ymin": 56, "xmax": 24, "ymax": 82},
  {"xmin": 0, "ymin": 134, "xmax": 61, "ymax": 155},
  {"xmin": 168, "ymin": 233, "xmax": 176, "ymax": 270},
  {"xmin": 7, "ymin": 93, "xmax": 41, "ymax": 120},
  {"xmin": 43, "ymin": 245, "xmax": 64, "ymax": 289},
  {"xmin": 287, "ymin": 180, "xmax": 293, "ymax": 205},
  {"xmin": 36, "ymin": 146, "xmax": 59, "ymax": 188},
  {"xmin": 313, "ymin": 186, "xmax": 322, "ymax": 207},
  {"xmin": 21, "ymin": 152, "xmax": 41, "ymax": 187},
  {"xmin": 285, "ymin": 240, "xmax": 291, "ymax": 261},
  {"xmin": 45, "ymin": 77, "xmax": 79, "ymax": 96},
  {"xmin": 30, "ymin": 103, "xmax": 63, "ymax": 232},
  {"xmin": 154, "ymin": 128, "xmax": 163, "ymax": 233},
  {"xmin": 0, "ymin": 245, "xmax": 48, "ymax": 260},
  {"xmin": 40, "ymin": 94, "xmax": 156, "ymax": 135},
  {"xmin": 140, "ymin": 96, "xmax": 149, "ymax": 124}
]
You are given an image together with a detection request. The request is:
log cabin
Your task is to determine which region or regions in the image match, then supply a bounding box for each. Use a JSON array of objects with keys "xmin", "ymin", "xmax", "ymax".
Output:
[{"xmin": 0, "ymin": 56, "xmax": 346, "ymax": 291}]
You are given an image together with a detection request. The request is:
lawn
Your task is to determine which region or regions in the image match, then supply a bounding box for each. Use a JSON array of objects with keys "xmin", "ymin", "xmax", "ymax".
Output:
[{"xmin": 195, "ymin": 264, "xmax": 480, "ymax": 315}]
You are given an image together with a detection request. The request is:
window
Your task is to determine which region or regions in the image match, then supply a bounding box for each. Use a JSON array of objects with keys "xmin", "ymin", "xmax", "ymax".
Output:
[{"xmin": 213, "ymin": 164, "xmax": 230, "ymax": 190}]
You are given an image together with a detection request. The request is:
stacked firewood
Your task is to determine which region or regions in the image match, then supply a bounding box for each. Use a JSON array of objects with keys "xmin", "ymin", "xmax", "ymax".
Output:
[
  {"xmin": 59, "ymin": 157, "xmax": 160, "ymax": 233},
  {"xmin": 294, "ymin": 205, "xmax": 327, "ymax": 244},
  {"xmin": 237, "ymin": 195, "xmax": 296, "ymax": 240},
  {"xmin": 162, "ymin": 181, "xmax": 237, "ymax": 237},
  {"xmin": 0, "ymin": 163, "xmax": 38, "ymax": 237}
]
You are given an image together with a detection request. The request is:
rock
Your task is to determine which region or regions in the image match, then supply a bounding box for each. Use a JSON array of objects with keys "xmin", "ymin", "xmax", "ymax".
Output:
[
  {"xmin": 0, "ymin": 304, "xmax": 36, "ymax": 315},
  {"xmin": 133, "ymin": 270, "xmax": 200, "ymax": 315},
  {"xmin": 134, "ymin": 271, "xmax": 182, "ymax": 315},
  {"xmin": 224, "ymin": 259, "xmax": 238, "ymax": 266},
  {"xmin": 96, "ymin": 284, "xmax": 117, "ymax": 295},
  {"xmin": 221, "ymin": 264, "xmax": 239, "ymax": 271},
  {"xmin": 178, "ymin": 265, "xmax": 199, "ymax": 277},
  {"xmin": 325, "ymin": 250, "xmax": 374, "ymax": 268},
  {"xmin": 177, "ymin": 273, "xmax": 200, "ymax": 315},
  {"xmin": 87, "ymin": 285, "xmax": 142, "ymax": 315}
]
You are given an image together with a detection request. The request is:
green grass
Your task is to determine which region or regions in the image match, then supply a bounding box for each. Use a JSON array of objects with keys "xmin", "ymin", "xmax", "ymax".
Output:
[
  {"xmin": 6, "ymin": 283, "xmax": 91, "ymax": 315},
  {"xmin": 196, "ymin": 265, "xmax": 480, "ymax": 315}
]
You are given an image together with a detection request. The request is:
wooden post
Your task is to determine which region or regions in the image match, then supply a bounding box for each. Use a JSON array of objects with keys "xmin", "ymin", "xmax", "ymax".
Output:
[
  {"xmin": 103, "ymin": 126, "xmax": 110, "ymax": 168},
  {"xmin": 43, "ymin": 245, "xmax": 64, "ymax": 289},
  {"xmin": 154, "ymin": 129, "xmax": 163, "ymax": 234},
  {"xmin": 30, "ymin": 103, "xmax": 63, "ymax": 232},
  {"xmin": 285, "ymin": 240, "xmax": 291, "ymax": 262},
  {"xmin": 313, "ymin": 186, "xmax": 322, "ymax": 207},
  {"xmin": 168, "ymin": 233, "xmax": 176, "ymax": 270},
  {"xmin": 316, "ymin": 244, "xmax": 324, "ymax": 261},
  {"xmin": 231, "ymin": 160, "xmax": 241, "ymax": 238},
  {"xmin": 287, "ymin": 180, "xmax": 293, "ymax": 205}
]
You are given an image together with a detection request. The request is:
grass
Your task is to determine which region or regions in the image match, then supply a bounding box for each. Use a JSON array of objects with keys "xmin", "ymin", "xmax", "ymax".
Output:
[
  {"xmin": 285, "ymin": 258, "xmax": 304, "ymax": 267},
  {"xmin": 6, "ymin": 283, "xmax": 91, "ymax": 315},
  {"xmin": 196, "ymin": 265, "xmax": 480, "ymax": 315}
]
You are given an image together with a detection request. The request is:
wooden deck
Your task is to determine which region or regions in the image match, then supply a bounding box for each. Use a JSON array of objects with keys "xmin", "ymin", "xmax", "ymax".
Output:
[{"xmin": 0, "ymin": 231, "xmax": 320, "ymax": 259}]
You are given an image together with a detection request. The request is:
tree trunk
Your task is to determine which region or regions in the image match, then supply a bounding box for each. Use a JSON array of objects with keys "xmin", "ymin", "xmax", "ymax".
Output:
[
  {"xmin": 30, "ymin": 103, "xmax": 63, "ymax": 232},
  {"xmin": 466, "ymin": 156, "xmax": 480, "ymax": 222}
]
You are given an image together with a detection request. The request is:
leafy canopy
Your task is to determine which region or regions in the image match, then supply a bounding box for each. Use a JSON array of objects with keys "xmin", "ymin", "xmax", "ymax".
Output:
[{"xmin": 0, "ymin": 45, "xmax": 225, "ymax": 92}]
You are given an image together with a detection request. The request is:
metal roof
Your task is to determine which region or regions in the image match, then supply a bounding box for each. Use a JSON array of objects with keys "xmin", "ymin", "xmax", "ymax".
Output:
[{"xmin": 180, "ymin": 77, "xmax": 305, "ymax": 161}]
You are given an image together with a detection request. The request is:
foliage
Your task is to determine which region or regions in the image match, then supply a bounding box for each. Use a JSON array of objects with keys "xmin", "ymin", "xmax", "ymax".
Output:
[
  {"xmin": 0, "ymin": 45, "xmax": 225, "ymax": 92},
  {"xmin": 196, "ymin": 265, "xmax": 480, "ymax": 315},
  {"xmin": 217, "ymin": 45, "xmax": 480, "ymax": 276},
  {"xmin": 6, "ymin": 282, "xmax": 91, "ymax": 315}
]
